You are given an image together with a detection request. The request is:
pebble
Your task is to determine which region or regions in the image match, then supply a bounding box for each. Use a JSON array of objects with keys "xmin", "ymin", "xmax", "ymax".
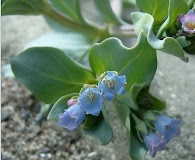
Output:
[
  {"xmin": 1, "ymin": 105, "xmax": 14, "ymax": 121},
  {"xmin": 88, "ymin": 151, "xmax": 97, "ymax": 157}
]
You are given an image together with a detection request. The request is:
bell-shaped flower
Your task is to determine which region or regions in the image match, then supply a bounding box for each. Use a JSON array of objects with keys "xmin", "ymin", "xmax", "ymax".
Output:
[
  {"xmin": 154, "ymin": 115, "xmax": 181, "ymax": 142},
  {"xmin": 79, "ymin": 88, "xmax": 104, "ymax": 116},
  {"xmin": 58, "ymin": 103, "xmax": 86, "ymax": 131},
  {"xmin": 143, "ymin": 132, "xmax": 167, "ymax": 157},
  {"xmin": 98, "ymin": 71, "xmax": 127, "ymax": 101},
  {"xmin": 180, "ymin": 9, "xmax": 195, "ymax": 34}
]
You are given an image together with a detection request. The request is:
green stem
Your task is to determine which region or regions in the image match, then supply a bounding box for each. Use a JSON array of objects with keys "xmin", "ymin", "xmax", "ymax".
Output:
[
  {"xmin": 41, "ymin": 0, "xmax": 107, "ymax": 37},
  {"xmin": 108, "ymin": 24, "xmax": 136, "ymax": 37}
]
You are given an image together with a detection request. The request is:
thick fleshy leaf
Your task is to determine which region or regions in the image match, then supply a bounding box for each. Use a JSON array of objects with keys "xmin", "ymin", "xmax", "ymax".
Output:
[
  {"xmin": 157, "ymin": 0, "xmax": 189, "ymax": 37},
  {"xmin": 11, "ymin": 47, "xmax": 95, "ymax": 104},
  {"xmin": 184, "ymin": 36, "xmax": 195, "ymax": 54},
  {"xmin": 123, "ymin": 0, "xmax": 136, "ymax": 6},
  {"xmin": 25, "ymin": 32, "xmax": 92, "ymax": 62},
  {"xmin": 130, "ymin": 83, "xmax": 166, "ymax": 111},
  {"xmin": 47, "ymin": 94, "xmax": 77, "ymax": 121},
  {"xmin": 1, "ymin": 0, "xmax": 44, "ymax": 15},
  {"xmin": 131, "ymin": 12, "xmax": 188, "ymax": 62},
  {"xmin": 175, "ymin": 36, "xmax": 191, "ymax": 48},
  {"xmin": 48, "ymin": 0, "xmax": 86, "ymax": 24},
  {"xmin": 93, "ymin": 0, "xmax": 124, "ymax": 25},
  {"xmin": 89, "ymin": 31, "xmax": 157, "ymax": 90},
  {"xmin": 83, "ymin": 106, "xmax": 113, "ymax": 145},
  {"xmin": 149, "ymin": 95, "xmax": 166, "ymax": 111},
  {"xmin": 129, "ymin": 83, "xmax": 149, "ymax": 110},
  {"xmin": 136, "ymin": 0, "xmax": 169, "ymax": 28},
  {"xmin": 113, "ymin": 100, "xmax": 131, "ymax": 132},
  {"xmin": 129, "ymin": 132, "xmax": 148, "ymax": 160},
  {"xmin": 115, "ymin": 92, "xmax": 138, "ymax": 111},
  {"xmin": 1, "ymin": 0, "xmax": 7, "ymax": 4}
]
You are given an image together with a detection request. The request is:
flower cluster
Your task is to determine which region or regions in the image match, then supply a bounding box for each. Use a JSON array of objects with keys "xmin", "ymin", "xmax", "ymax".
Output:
[
  {"xmin": 58, "ymin": 71, "xmax": 127, "ymax": 131},
  {"xmin": 142, "ymin": 114, "xmax": 181, "ymax": 157}
]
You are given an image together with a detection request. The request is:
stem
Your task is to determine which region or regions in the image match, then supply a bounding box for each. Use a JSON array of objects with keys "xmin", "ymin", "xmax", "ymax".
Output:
[
  {"xmin": 40, "ymin": 0, "xmax": 136, "ymax": 39},
  {"xmin": 40, "ymin": 0, "xmax": 107, "ymax": 37},
  {"xmin": 108, "ymin": 24, "xmax": 137, "ymax": 37}
]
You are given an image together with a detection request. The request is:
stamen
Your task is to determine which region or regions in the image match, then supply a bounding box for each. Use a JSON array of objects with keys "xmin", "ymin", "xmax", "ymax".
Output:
[
  {"xmin": 88, "ymin": 92, "xmax": 96, "ymax": 101},
  {"xmin": 106, "ymin": 80, "xmax": 115, "ymax": 89},
  {"xmin": 186, "ymin": 22, "xmax": 195, "ymax": 30},
  {"xmin": 165, "ymin": 125, "xmax": 170, "ymax": 130}
]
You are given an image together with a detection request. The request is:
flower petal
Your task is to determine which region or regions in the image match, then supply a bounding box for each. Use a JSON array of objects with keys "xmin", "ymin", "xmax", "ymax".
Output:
[
  {"xmin": 79, "ymin": 88, "xmax": 104, "ymax": 116},
  {"xmin": 98, "ymin": 71, "xmax": 126, "ymax": 101}
]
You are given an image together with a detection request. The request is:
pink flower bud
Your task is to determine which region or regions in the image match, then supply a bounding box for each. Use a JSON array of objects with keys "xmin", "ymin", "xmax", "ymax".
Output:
[{"xmin": 67, "ymin": 99, "xmax": 77, "ymax": 107}]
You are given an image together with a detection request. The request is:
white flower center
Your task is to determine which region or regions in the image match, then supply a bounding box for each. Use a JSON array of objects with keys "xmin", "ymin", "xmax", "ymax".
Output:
[
  {"xmin": 186, "ymin": 22, "xmax": 195, "ymax": 30},
  {"xmin": 88, "ymin": 92, "xmax": 96, "ymax": 102},
  {"xmin": 106, "ymin": 79, "xmax": 115, "ymax": 89}
]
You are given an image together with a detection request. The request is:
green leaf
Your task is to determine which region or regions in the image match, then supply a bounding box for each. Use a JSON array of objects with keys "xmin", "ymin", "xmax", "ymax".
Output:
[
  {"xmin": 93, "ymin": 0, "xmax": 125, "ymax": 25},
  {"xmin": 175, "ymin": 36, "xmax": 191, "ymax": 48},
  {"xmin": 131, "ymin": 12, "xmax": 188, "ymax": 62},
  {"xmin": 47, "ymin": 94, "xmax": 76, "ymax": 121},
  {"xmin": 131, "ymin": 83, "xmax": 166, "ymax": 111},
  {"xmin": 136, "ymin": 0, "xmax": 169, "ymax": 28},
  {"xmin": 1, "ymin": 0, "xmax": 7, "ymax": 5},
  {"xmin": 113, "ymin": 101, "xmax": 131, "ymax": 131},
  {"xmin": 11, "ymin": 47, "xmax": 95, "ymax": 104},
  {"xmin": 83, "ymin": 106, "xmax": 113, "ymax": 145},
  {"xmin": 48, "ymin": 0, "xmax": 86, "ymax": 24},
  {"xmin": 142, "ymin": 110, "xmax": 156, "ymax": 121},
  {"xmin": 123, "ymin": 0, "xmax": 136, "ymax": 6},
  {"xmin": 115, "ymin": 92, "xmax": 138, "ymax": 110},
  {"xmin": 89, "ymin": 31, "xmax": 157, "ymax": 90},
  {"xmin": 44, "ymin": 16, "xmax": 72, "ymax": 32},
  {"xmin": 129, "ymin": 132, "xmax": 148, "ymax": 160},
  {"xmin": 184, "ymin": 36, "xmax": 195, "ymax": 54},
  {"xmin": 115, "ymin": 83, "xmax": 149, "ymax": 112},
  {"xmin": 150, "ymin": 94, "xmax": 166, "ymax": 111},
  {"xmin": 157, "ymin": 0, "xmax": 189, "ymax": 37},
  {"xmin": 25, "ymin": 31, "xmax": 93, "ymax": 62},
  {"xmin": 129, "ymin": 83, "xmax": 149, "ymax": 110},
  {"xmin": 1, "ymin": 0, "xmax": 45, "ymax": 15}
]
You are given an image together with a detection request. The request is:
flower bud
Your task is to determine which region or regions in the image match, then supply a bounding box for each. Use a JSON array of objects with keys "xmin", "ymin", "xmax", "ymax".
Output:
[{"xmin": 67, "ymin": 99, "xmax": 77, "ymax": 107}]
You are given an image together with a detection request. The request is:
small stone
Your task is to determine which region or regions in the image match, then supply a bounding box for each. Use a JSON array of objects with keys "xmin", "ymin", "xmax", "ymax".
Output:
[
  {"xmin": 40, "ymin": 153, "xmax": 46, "ymax": 158},
  {"xmin": 21, "ymin": 111, "xmax": 30, "ymax": 119},
  {"xmin": 88, "ymin": 151, "xmax": 97, "ymax": 157},
  {"xmin": 40, "ymin": 147, "xmax": 51, "ymax": 153},
  {"xmin": 1, "ymin": 105, "xmax": 14, "ymax": 121}
]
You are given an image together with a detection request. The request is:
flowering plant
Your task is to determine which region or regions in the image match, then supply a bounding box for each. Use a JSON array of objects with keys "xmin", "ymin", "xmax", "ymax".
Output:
[{"xmin": 2, "ymin": 0, "xmax": 195, "ymax": 159}]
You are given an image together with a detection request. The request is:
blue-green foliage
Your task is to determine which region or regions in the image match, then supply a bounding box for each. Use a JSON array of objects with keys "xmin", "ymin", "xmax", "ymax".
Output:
[{"xmin": 2, "ymin": 0, "xmax": 194, "ymax": 159}]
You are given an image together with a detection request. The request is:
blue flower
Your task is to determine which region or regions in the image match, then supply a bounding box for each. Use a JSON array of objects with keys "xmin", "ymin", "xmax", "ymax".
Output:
[
  {"xmin": 79, "ymin": 88, "xmax": 104, "ymax": 116},
  {"xmin": 154, "ymin": 115, "xmax": 181, "ymax": 142},
  {"xmin": 143, "ymin": 132, "xmax": 167, "ymax": 157},
  {"xmin": 180, "ymin": 10, "xmax": 195, "ymax": 34},
  {"xmin": 98, "ymin": 71, "xmax": 126, "ymax": 101},
  {"xmin": 58, "ymin": 103, "xmax": 86, "ymax": 131}
]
